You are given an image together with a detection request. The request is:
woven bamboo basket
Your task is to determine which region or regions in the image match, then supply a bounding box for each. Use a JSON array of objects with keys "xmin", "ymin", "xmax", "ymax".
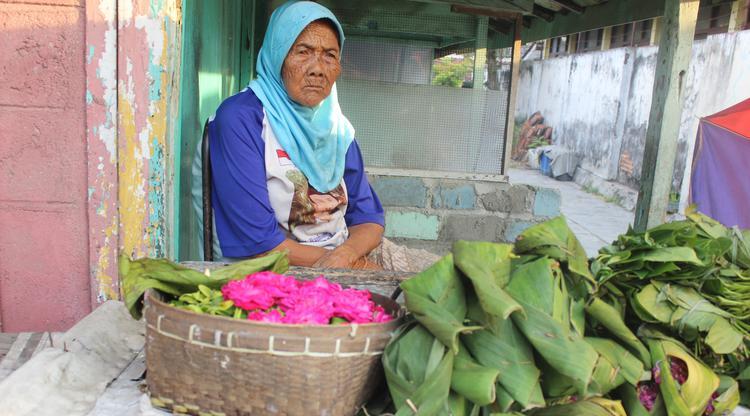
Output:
[{"xmin": 144, "ymin": 286, "xmax": 404, "ymax": 416}]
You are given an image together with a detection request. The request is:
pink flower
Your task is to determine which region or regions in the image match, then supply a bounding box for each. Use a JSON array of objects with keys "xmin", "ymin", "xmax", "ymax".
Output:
[
  {"xmin": 220, "ymin": 273, "xmax": 393, "ymax": 325},
  {"xmin": 247, "ymin": 309, "xmax": 284, "ymax": 323},
  {"xmin": 333, "ymin": 288, "xmax": 375, "ymax": 323},
  {"xmin": 372, "ymin": 305, "xmax": 393, "ymax": 323},
  {"xmin": 222, "ymin": 279, "xmax": 274, "ymax": 311}
]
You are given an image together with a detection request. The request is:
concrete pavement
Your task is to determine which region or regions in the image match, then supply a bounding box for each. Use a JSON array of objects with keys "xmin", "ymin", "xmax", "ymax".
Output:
[{"xmin": 508, "ymin": 168, "xmax": 634, "ymax": 256}]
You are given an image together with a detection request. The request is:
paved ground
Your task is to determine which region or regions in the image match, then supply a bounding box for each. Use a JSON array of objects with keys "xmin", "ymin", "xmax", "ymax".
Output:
[
  {"xmin": 0, "ymin": 332, "xmax": 60, "ymax": 382},
  {"xmin": 508, "ymin": 167, "xmax": 635, "ymax": 256}
]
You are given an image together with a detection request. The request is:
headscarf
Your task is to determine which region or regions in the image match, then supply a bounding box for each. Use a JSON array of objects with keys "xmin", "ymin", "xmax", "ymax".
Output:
[{"xmin": 249, "ymin": 1, "xmax": 354, "ymax": 193}]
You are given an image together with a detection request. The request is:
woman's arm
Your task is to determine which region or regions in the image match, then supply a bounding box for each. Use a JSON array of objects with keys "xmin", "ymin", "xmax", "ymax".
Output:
[
  {"xmin": 268, "ymin": 239, "xmax": 328, "ymax": 267},
  {"xmin": 312, "ymin": 223, "xmax": 384, "ymax": 269}
]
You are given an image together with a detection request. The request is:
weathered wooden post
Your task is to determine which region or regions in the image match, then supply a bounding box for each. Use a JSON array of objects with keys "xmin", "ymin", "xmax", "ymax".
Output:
[
  {"xmin": 502, "ymin": 14, "xmax": 523, "ymax": 176},
  {"xmin": 633, "ymin": 0, "xmax": 699, "ymax": 231}
]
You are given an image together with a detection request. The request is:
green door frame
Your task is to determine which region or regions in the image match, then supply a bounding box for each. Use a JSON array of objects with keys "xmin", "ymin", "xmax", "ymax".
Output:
[{"xmin": 174, "ymin": 0, "xmax": 265, "ymax": 261}]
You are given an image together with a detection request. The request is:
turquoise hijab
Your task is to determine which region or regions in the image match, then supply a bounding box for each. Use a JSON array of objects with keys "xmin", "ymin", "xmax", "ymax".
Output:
[{"xmin": 249, "ymin": 1, "xmax": 354, "ymax": 193}]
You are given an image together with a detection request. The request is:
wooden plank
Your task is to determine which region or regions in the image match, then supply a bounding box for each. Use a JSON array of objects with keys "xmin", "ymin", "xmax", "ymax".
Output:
[
  {"xmin": 501, "ymin": 15, "xmax": 523, "ymax": 175},
  {"xmin": 411, "ymin": 0, "xmax": 535, "ymax": 14},
  {"xmin": 522, "ymin": 0, "xmax": 665, "ymax": 44},
  {"xmin": 601, "ymin": 25, "xmax": 612, "ymax": 50},
  {"xmin": 548, "ymin": 0, "xmax": 586, "ymax": 14},
  {"xmin": 474, "ymin": 17, "xmax": 489, "ymax": 88},
  {"xmin": 633, "ymin": 0, "xmax": 700, "ymax": 231}
]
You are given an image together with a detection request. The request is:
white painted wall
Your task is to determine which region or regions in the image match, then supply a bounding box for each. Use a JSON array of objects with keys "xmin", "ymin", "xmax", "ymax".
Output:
[{"xmin": 516, "ymin": 30, "xmax": 750, "ymax": 208}]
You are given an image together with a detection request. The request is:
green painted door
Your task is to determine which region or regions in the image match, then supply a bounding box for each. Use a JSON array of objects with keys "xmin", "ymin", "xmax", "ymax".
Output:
[{"xmin": 175, "ymin": 0, "xmax": 267, "ymax": 260}]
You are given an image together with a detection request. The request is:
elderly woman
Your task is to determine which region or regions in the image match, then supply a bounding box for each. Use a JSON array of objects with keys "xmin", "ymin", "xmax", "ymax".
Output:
[{"xmin": 206, "ymin": 1, "xmax": 387, "ymax": 270}]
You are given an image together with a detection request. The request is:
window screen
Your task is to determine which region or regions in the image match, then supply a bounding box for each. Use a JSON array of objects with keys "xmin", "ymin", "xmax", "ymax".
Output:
[{"xmin": 335, "ymin": 25, "xmax": 512, "ymax": 175}]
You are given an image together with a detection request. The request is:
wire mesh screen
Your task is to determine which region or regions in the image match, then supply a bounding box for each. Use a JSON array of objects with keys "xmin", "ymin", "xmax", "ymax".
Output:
[{"xmin": 337, "ymin": 34, "xmax": 512, "ymax": 175}]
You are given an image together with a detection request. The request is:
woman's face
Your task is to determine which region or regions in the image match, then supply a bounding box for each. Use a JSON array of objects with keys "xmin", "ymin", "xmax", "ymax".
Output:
[{"xmin": 282, "ymin": 20, "xmax": 341, "ymax": 107}]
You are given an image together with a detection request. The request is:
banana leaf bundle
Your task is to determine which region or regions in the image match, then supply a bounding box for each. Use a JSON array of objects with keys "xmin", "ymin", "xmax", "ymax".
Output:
[
  {"xmin": 118, "ymin": 252, "xmax": 288, "ymax": 319},
  {"xmin": 591, "ymin": 208, "xmax": 750, "ymax": 404},
  {"xmin": 383, "ymin": 218, "xmax": 650, "ymax": 415}
]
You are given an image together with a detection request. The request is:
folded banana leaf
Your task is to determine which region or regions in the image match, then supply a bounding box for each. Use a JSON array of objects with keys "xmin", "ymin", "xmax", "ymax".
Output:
[
  {"xmin": 513, "ymin": 216, "xmax": 595, "ymax": 290},
  {"xmin": 586, "ymin": 337, "xmax": 648, "ymax": 395},
  {"xmin": 451, "ymin": 342, "xmax": 500, "ymax": 406},
  {"xmin": 615, "ymin": 383, "xmax": 666, "ymax": 416},
  {"xmin": 585, "ymin": 297, "xmax": 651, "ymax": 366},
  {"xmin": 647, "ymin": 338, "xmax": 719, "ymax": 415},
  {"xmin": 400, "ymin": 254, "xmax": 481, "ymax": 353},
  {"xmin": 462, "ymin": 316, "xmax": 544, "ymax": 409},
  {"xmin": 506, "ymin": 257, "xmax": 598, "ymax": 397},
  {"xmin": 119, "ymin": 252, "xmax": 288, "ymax": 319},
  {"xmin": 453, "ymin": 241, "xmax": 523, "ymax": 320},
  {"xmin": 382, "ymin": 322, "xmax": 453, "ymax": 416},
  {"xmin": 525, "ymin": 397, "xmax": 627, "ymax": 416}
]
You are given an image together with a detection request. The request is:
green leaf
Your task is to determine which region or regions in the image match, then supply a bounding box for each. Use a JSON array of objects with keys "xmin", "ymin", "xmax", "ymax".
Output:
[
  {"xmin": 585, "ymin": 297, "xmax": 651, "ymax": 366},
  {"xmin": 451, "ymin": 343, "xmax": 500, "ymax": 406},
  {"xmin": 506, "ymin": 258, "xmax": 598, "ymax": 397},
  {"xmin": 648, "ymin": 339, "xmax": 719, "ymax": 416},
  {"xmin": 527, "ymin": 398, "xmax": 627, "ymax": 416},
  {"xmin": 400, "ymin": 255, "xmax": 481, "ymax": 353},
  {"xmin": 119, "ymin": 252, "xmax": 288, "ymax": 319},
  {"xmin": 453, "ymin": 241, "xmax": 524, "ymax": 319},
  {"xmin": 463, "ymin": 318, "xmax": 544, "ymax": 409},
  {"xmin": 513, "ymin": 216, "xmax": 595, "ymax": 286},
  {"xmin": 383, "ymin": 323, "xmax": 453, "ymax": 416},
  {"xmin": 586, "ymin": 337, "xmax": 648, "ymax": 393},
  {"xmin": 615, "ymin": 384, "xmax": 666, "ymax": 416}
]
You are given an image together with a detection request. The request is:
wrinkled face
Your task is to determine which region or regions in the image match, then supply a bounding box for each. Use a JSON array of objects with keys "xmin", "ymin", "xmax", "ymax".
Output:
[{"xmin": 282, "ymin": 20, "xmax": 341, "ymax": 107}]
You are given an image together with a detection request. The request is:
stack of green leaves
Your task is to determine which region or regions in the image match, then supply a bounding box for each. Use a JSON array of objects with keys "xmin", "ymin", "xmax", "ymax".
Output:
[
  {"xmin": 592, "ymin": 207, "xmax": 750, "ymax": 405},
  {"xmin": 383, "ymin": 217, "xmax": 651, "ymax": 415},
  {"xmin": 119, "ymin": 252, "xmax": 288, "ymax": 319}
]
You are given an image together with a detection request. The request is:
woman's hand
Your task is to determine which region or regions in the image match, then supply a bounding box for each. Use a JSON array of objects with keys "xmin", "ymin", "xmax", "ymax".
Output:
[
  {"xmin": 312, "ymin": 245, "xmax": 360, "ymax": 269},
  {"xmin": 312, "ymin": 223, "xmax": 385, "ymax": 270}
]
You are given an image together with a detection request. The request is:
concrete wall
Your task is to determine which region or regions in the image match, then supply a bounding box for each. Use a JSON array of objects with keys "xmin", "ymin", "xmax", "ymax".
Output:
[
  {"xmin": 0, "ymin": 0, "xmax": 181, "ymax": 331},
  {"xmin": 516, "ymin": 30, "xmax": 750, "ymax": 196},
  {"xmin": 369, "ymin": 174, "xmax": 561, "ymax": 254},
  {"xmin": 0, "ymin": 0, "xmax": 91, "ymax": 331}
]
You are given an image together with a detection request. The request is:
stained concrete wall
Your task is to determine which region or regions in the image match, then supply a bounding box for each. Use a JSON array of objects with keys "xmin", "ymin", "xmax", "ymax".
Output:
[
  {"xmin": 0, "ymin": 0, "xmax": 91, "ymax": 331},
  {"xmin": 516, "ymin": 30, "xmax": 750, "ymax": 196},
  {"xmin": 369, "ymin": 174, "xmax": 561, "ymax": 254}
]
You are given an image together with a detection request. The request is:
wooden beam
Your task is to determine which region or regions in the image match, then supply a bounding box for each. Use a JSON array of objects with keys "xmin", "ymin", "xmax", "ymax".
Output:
[
  {"xmin": 601, "ymin": 26, "xmax": 612, "ymax": 50},
  {"xmin": 633, "ymin": 0, "xmax": 700, "ymax": 231},
  {"xmin": 532, "ymin": 4, "xmax": 555, "ymax": 22},
  {"xmin": 650, "ymin": 17, "xmax": 663, "ymax": 45},
  {"xmin": 502, "ymin": 15, "xmax": 523, "ymax": 175},
  {"xmin": 523, "ymin": 0, "xmax": 665, "ymax": 43},
  {"xmin": 728, "ymin": 0, "xmax": 749, "ymax": 31},
  {"xmin": 548, "ymin": 0, "xmax": 584, "ymax": 14},
  {"xmin": 451, "ymin": 4, "xmax": 518, "ymax": 20},
  {"xmin": 567, "ymin": 32, "xmax": 578, "ymax": 53}
]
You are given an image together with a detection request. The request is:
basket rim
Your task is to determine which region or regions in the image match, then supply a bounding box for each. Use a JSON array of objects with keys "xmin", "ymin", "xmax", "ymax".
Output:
[{"xmin": 145, "ymin": 288, "xmax": 405, "ymax": 330}]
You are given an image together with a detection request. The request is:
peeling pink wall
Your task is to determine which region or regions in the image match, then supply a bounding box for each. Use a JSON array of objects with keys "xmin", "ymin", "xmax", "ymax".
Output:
[{"xmin": 0, "ymin": 0, "xmax": 92, "ymax": 331}]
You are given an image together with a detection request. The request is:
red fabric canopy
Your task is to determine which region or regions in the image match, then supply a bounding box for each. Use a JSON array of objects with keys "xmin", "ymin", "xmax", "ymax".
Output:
[{"xmin": 705, "ymin": 98, "xmax": 750, "ymax": 139}]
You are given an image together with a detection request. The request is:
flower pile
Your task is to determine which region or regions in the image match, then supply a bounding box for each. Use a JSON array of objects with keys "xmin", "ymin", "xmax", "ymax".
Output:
[{"xmin": 221, "ymin": 272, "xmax": 393, "ymax": 325}]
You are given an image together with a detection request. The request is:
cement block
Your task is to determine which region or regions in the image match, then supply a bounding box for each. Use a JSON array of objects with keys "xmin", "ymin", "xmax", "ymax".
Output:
[
  {"xmin": 371, "ymin": 177, "xmax": 428, "ymax": 208},
  {"xmin": 509, "ymin": 185, "xmax": 535, "ymax": 214},
  {"xmin": 480, "ymin": 190, "xmax": 511, "ymax": 212},
  {"xmin": 533, "ymin": 188, "xmax": 561, "ymax": 217},
  {"xmin": 384, "ymin": 211, "xmax": 440, "ymax": 240},
  {"xmin": 433, "ymin": 184, "xmax": 476, "ymax": 209},
  {"xmin": 504, "ymin": 220, "xmax": 536, "ymax": 242},
  {"xmin": 440, "ymin": 214, "xmax": 504, "ymax": 242}
]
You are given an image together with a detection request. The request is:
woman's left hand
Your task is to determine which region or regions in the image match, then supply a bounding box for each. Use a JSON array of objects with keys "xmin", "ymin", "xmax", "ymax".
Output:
[{"xmin": 312, "ymin": 245, "xmax": 360, "ymax": 269}]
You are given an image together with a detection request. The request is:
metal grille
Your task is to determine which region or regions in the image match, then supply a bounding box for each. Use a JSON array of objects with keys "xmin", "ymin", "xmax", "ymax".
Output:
[{"xmin": 337, "ymin": 35, "xmax": 511, "ymax": 175}]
